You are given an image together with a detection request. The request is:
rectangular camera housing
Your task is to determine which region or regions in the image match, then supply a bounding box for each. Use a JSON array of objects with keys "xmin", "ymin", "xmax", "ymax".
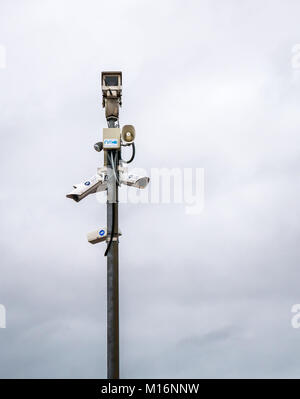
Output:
[
  {"xmin": 87, "ymin": 227, "xmax": 122, "ymax": 244},
  {"xmin": 101, "ymin": 71, "xmax": 122, "ymax": 104},
  {"xmin": 66, "ymin": 173, "xmax": 107, "ymax": 202},
  {"xmin": 120, "ymin": 173, "xmax": 150, "ymax": 189},
  {"xmin": 87, "ymin": 228, "xmax": 107, "ymax": 244}
]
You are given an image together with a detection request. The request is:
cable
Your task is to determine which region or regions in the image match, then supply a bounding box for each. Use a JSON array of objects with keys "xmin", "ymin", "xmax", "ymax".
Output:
[
  {"xmin": 121, "ymin": 142, "xmax": 135, "ymax": 164},
  {"xmin": 104, "ymin": 202, "xmax": 115, "ymax": 257},
  {"xmin": 104, "ymin": 151, "xmax": 117, "ymax": 257},
  {"xmin": 108, "ymin": 152, "xmax": 121, "ymax": 186}
]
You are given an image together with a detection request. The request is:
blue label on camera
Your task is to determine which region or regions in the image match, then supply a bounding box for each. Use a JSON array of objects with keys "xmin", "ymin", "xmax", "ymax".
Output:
[{"xmin": 99, "ymin": 229, "xmax": 105, "ymax": 236}]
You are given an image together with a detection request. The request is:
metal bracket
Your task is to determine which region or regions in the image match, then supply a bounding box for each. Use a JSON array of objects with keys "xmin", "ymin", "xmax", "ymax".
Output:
[{"xmin": 106, "ymin": 233, "xmax": 121, "ymax": 243}]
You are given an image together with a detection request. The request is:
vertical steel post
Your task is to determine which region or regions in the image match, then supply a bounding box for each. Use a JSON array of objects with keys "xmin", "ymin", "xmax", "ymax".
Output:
[
  {"xmin": 106, "ymin": 133, "xmax": 120, "ymax": 378},
  {"xmin": 102, "ymin": 72, "xmax": 122, "ymax": 379}
]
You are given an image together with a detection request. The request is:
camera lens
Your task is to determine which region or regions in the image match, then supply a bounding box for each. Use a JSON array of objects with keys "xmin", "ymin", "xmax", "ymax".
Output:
[
  {"xmin": 105, "ymin": 76, "xmax": 118, "ymax": 86},
  {"xmin": 94, "ymin": 142, "xmax": 103, "ymax": 152}
]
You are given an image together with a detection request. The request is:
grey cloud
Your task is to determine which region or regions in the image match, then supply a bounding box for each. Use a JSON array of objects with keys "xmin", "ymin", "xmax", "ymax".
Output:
[{"xmin": 0, "ymin": 0, "xmax": 300, "ymax": 378}]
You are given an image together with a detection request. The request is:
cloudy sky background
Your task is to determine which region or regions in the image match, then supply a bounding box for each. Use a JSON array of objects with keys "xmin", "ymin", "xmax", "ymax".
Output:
[{"xmin": 0, "ymin": 0, "xmax": 300, "ymax": 378}]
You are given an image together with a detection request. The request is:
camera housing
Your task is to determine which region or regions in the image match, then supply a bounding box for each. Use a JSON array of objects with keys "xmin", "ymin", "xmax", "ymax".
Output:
[
  {"xmin": 66, "ymin": 173, "xmax": 107, "ymax": 202},
  {"xmin": 87, "ymin": 227, "xmax": 122, "ymax": 244},
  {"xmin": 87, "ymin": 227, "xmax": 107, "ymax": 244},
  {"xmin": 120, "ymin": 172, "xmax": 150, "ymax": 189},
  {"xmin": 94, "ymin": 141, "xmax": 103, "ymax": 152},
  {"xmin": 101, "ymin": 71, "xmax": 122, "ymax": 107}
]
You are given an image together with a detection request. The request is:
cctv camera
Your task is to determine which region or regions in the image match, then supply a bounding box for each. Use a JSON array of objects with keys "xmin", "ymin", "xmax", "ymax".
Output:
[
  {"xmin": 101, "ymin": 71, "xmax": 122, "ymax": 96},
  {"xmin": 66, "ymin": 173, "xmax": 107, "ymax": 202},
  {"xmin": 94, "ymin": 141, "xmax": 103, "ymax": 152},
  {"xmin": 120, "ymin": 172, "xmax": 150, "ymax": 189},
  {"xmin": 87, "ymin": 227, "xmax": 122, "ymax": 244},
  {"xmin": 87, "ymin": 228, "xmax": 107, "ymax": 244},
  {"xmin": 101, "ymin": 71, "xmax": 122, "ymax": 109}
]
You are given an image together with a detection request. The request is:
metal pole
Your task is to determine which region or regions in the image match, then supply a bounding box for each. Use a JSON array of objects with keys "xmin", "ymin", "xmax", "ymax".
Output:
[
  {"xmin": 66, "ymin": 72, "xmax": 127, "ymax": 379},
  {"xmin": 106, "ymin": 140, "xmax": 120, "ymax": 377}
]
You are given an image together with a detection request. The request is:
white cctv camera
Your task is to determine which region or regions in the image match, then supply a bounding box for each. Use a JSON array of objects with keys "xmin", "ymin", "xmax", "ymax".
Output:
[
  {"xmin": 120, "ymin": 172, "xmax": 150, "ymax": 189},
  {"xmin": 87, "ymin": 227, "xmax": 107, "ymax": 244},
  {"xmin": 87, "ymin": 227, "xmax": 122, "ymax": 244},
  {"xmin": 66, "ymin": 173, "xmax": 107, "ymax": 202}
]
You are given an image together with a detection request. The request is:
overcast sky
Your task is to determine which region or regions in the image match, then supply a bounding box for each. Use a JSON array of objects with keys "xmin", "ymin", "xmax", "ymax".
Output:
[{"xmin": 1, "ymin": 0, "xmax": 300, "ymax": 378}]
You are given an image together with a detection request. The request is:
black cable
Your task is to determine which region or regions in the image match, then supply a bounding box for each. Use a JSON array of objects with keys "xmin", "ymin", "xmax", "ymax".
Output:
[
  {"xmin": 109, "ymin": 152, "xmax": 121, "ymax": 186},
  {"xmin": 104, "ymin": 151, "xmax": 117, "ymax": 257},
  {"xmin": 121, "ymin": 142, "xmax": 135, "ymax": 164},
  {"xmin": 104, "ymin": 202, "xmax": 115, "ymax": 257},
  {"xmin": 105, "ymin": 144, "xmax": 134, "ymax": 257}
]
